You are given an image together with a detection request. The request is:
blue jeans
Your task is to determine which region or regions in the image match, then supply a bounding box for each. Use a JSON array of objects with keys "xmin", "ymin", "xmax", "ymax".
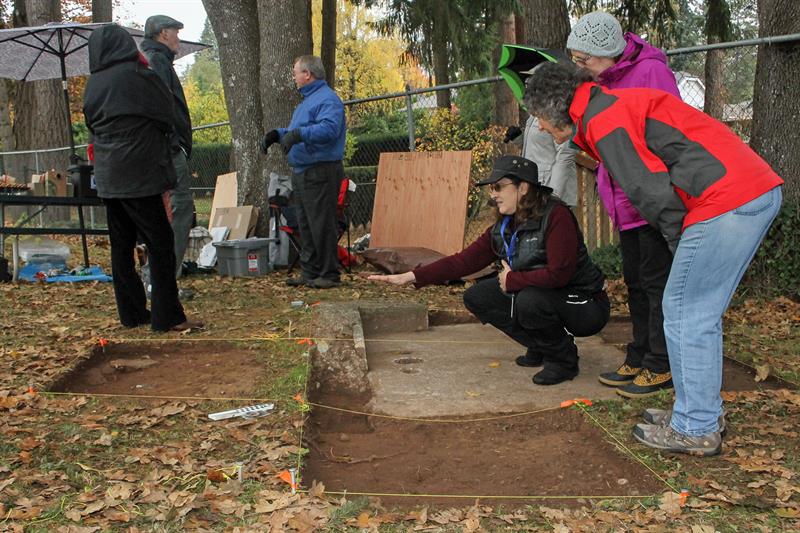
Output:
[{"xmin": 664, "ymin": 186, "xmax": 782, "ymax": 436}]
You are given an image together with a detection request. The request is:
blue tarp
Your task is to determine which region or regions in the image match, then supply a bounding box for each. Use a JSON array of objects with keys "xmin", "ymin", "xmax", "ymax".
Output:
[{"xmin": 18, "ymin": 264, "xmax": 112, "ymax": 283}]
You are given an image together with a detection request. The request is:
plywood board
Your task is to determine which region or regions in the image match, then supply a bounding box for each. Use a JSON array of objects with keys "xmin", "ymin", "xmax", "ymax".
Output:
[
  {"xmin": 208, "ymin": 172, "xmax": 238, "ymax": 230},
  {"xmin": 371, "ymin": 151, "xmax": 472, "ymax": 256}
]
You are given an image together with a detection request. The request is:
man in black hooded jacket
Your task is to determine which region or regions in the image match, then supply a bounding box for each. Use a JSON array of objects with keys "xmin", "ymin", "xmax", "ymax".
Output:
[{"xmin": 83, "ymin": 24, "xmax": 201, "ymax": 332}]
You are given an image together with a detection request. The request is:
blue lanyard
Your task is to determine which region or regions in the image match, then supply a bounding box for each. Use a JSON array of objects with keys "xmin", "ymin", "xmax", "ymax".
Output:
[{"xmin": 499, "ymin": 216, "xmax": 518, "ymax": 269}]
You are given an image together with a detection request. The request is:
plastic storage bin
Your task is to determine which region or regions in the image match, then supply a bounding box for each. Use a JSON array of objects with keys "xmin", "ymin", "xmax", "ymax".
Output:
[{"xmin": 213, "ymin": 238, "xmax": 274, "ymax": 277}]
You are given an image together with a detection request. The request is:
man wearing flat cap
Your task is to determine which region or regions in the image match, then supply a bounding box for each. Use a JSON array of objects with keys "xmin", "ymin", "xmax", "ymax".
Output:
[{"xmin": 141, "ymin": 15, "xmax": 194, "ymax": 288}]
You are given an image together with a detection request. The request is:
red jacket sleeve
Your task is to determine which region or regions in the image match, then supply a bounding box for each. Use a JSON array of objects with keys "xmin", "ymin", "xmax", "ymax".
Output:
[
  {"xmin": 504, "ymin": 205, "xmax": 578, "ymax": 292},
  {"xmin": 412, "ymin": 226, "xmax": 496, "ymax": 287}
]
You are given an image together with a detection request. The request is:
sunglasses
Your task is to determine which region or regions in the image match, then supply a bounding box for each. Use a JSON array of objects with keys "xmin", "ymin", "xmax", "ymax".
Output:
[{"xmin": 488, "ymin": 181, "xmax": 516, "ymax": 193}]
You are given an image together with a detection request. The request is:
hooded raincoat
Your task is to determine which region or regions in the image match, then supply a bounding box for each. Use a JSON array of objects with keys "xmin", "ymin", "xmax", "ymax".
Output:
[{"xmin": 83, "ymin": 25, "xmax": 176, "ymax": 199}]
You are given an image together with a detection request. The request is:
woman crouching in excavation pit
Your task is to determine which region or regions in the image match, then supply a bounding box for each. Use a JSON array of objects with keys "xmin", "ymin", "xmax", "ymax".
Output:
[{"xmin": 369, "ymin": 155, "xmax": 609, "ymax": 385}]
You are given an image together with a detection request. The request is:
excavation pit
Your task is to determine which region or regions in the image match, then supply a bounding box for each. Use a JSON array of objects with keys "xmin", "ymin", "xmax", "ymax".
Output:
[
  {"xmin": 303, "ymin": 392, "xmax": 667, "ymax": 507},
  {"xmin": 50, "ymin": 341, "xmax": 265, "ymax": 398}
]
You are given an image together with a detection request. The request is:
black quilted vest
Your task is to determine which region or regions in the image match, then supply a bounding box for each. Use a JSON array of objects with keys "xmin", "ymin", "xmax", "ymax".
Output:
[{"xmin": 490, "ymin": 199, "xmax": 605, "ymax": 294}]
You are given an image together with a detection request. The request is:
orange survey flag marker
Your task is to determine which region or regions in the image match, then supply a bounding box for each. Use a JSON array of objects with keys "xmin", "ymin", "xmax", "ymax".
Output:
[
  {"xmin": 278, "ymin": 469, "xmax": 298, "ymax": 494},
  {"xmin": 679, "ymin": 489, "xmax": 690, "ymax": 506},
  {"xmin": 296, "ymin": 338, "xmax": 314, "ymax": 346},
  {"xmin": 26, "ymin": 385, "xmax": 36, "ymax": 395},
  {"xmin": 560, "ymin": 398, "xmax": 593, "ymax": 408},
  {"xmin": 98, "ymin": 338, "xmax": 109, "ymax": 347}
]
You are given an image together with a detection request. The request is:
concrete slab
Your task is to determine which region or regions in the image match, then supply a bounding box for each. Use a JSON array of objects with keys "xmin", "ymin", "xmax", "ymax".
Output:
[{"xmin": 366, "ymin": 323, "xmax": 625, "ymax": 417}]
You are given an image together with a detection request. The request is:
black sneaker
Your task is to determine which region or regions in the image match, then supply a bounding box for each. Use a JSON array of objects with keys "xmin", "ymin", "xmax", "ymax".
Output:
[
  {"xmin": 598, "ymin": 364, "xmax": 641, "ymax": 387},
  {"xmin": 616, "ymin": 369, "xmax": 674, "ymax": 398},
  {"xmin": 515, "ymin": 348, "xmax": 543, "ymax": 367},
  {"xmin": 286, "ymin": 276, "xmax": 309, "ymax": 287},
  {"xmin": 310, "ymin": 277, "xmax": 340, "ymax": 289},
  {"xmin": 532, "ymin": 364, "xmax": 578, "ymax": 385}
]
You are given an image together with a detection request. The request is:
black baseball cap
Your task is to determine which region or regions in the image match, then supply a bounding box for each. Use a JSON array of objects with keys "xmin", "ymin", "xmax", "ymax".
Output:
[{"xmin": 477, "ymin": 155, "xmax": 551, "ymax": 192}]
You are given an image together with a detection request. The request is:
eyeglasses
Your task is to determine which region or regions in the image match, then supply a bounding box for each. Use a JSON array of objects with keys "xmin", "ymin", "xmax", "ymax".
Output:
[
  {"xmin": 571, "ymin": 53, "xmax": 591, "ymax": 66},
  {"xmin": 488, "ymin": 181, "xmax": 516, "ymax": 193}
]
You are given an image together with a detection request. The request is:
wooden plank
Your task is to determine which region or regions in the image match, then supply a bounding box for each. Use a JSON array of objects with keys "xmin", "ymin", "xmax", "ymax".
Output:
[
  {"xmin": 586, "ymin": 179, "xmax": 598, "ymax": 251},
  {"xmin": 371, "ymin": 151, "xmax": 472, "ymax": 256}
]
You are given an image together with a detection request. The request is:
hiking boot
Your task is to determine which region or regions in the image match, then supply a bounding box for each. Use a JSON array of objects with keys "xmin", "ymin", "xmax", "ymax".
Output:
[
  {"xmin": 286, "ymin": 276, "xmax": 309, "ymax": 287},
  {"xmin": 598, "ymin": 364, "xmax": 641, "ymax": 387},
  {"xmin": 616, "ymin": 369, "xmax": 673, "ymax": 398},
  {"xmin": 515, "ymin": 347, "xmax": 543, "ymax": 367},
  {"xmin": 642, "ymin": 408, "xmax": 727, "ymax": 436},
  {"xmin": 309, "ymin": 277, "xmax": 340, "ymax": 289},
  {"xmin": 633, "ymin": 423, "xmax": 722, "ymax": 456},
  {"xmin": 532, "ymin": 364, "xmax": 578, "ymax": 386}
]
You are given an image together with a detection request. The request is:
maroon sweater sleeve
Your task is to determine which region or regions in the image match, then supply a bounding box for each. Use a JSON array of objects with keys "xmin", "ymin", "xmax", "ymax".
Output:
[
  {"xmin": 412, "ymin": 226, "xmax": 496, "ymax": 288},
  {"xmin": 505, "ymin": 205, "xmax": 578, "ymax": 292}
]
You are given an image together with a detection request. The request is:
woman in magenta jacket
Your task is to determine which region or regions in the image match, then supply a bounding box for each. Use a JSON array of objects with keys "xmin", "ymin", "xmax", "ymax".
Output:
[{"xmin": 566, "ymin": 11, "xmax": 678, "ymax": 398}]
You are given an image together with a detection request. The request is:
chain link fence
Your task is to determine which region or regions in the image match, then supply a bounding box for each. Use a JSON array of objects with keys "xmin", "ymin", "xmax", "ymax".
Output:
[{"xmin": 3, "ymin": 36, "xmax": 794, "ymax": 244}]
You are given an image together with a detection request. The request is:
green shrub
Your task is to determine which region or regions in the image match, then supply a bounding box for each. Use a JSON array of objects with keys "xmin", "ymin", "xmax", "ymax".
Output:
[
  {"xmin": 350, "ymin": 133, "xmax": 409, "ymax": 166},
  {"xmin": 189, "ymin": 143, "xmax": 232, "ymax": 189},
  {"xmin": 741, "ymin": 200, "xmax": 800, "ymax": 298},
  {"xmin": 344, "ymin": 165, "xmax": 377, "ymax": 184},
  {"xmin": 590, "ymin": 243, "xmax": 623, "ymax": 280}
]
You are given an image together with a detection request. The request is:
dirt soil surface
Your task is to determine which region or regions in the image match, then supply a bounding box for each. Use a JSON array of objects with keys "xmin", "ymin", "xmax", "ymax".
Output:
[
  {"xmin": 599, "ymin": 317, "xmax": 791, "ymax": 391},
  {"xmin": 51, "ymin": 341, "xmax": 264, "ymax": 398},
  {"xmin": 303, "ymin": 393, "xmax": 667, "ymax": 508}
]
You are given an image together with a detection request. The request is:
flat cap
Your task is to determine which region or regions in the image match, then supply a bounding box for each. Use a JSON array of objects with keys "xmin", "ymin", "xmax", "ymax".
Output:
[
  {"xmin": 477, "ymin": 155, "xmax": 551, "ymax": 192},
  {"xmin": 144, "ymin": 15, "xmax": 184, "ymax": 38}
]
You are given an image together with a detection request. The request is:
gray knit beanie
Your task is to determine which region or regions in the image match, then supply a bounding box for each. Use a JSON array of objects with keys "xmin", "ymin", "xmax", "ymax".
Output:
[{"xmin": 567, "ymin": 11, "xmax": 626, "ymax": 57}]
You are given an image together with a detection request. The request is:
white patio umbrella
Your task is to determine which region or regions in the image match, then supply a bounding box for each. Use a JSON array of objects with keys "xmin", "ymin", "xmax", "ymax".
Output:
[{"xmin": 0, "ymin": 22, "xmax": 209, "ymax": 164}]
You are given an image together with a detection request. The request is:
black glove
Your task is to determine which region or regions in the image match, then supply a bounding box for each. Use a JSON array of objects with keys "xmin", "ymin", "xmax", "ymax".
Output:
[
  {"xmin": 260, "ymin": 129, "xmax": 279, "ymax": 153},
  {"xmin": 503, "ymin": 126, "xmax": 522, "ymax": 143},
  {"xmin": 280, "ymin": 129, "xmax": 302, "ymax": 154}
]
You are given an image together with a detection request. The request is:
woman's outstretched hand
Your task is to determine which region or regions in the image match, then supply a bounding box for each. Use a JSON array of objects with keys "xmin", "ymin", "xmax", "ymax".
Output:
[{"xmin": 368, "ymin": 271, "xmax": 416, "ymax": 286}]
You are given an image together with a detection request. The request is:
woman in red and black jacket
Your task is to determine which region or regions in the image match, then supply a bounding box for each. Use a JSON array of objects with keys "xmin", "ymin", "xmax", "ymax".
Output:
[
  {"xmin": 370, "ymin": 155, "xmax": 609, "ymax": 386},
  {"xmin": 525, "ymin": 62, "xmax": 783, "ymax": 456}
]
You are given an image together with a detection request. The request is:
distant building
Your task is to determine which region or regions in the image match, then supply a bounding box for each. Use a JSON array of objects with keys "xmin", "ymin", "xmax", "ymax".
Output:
[{"xmin": 674, "ymin": 71, "xmax": 752, "ymax": 122}]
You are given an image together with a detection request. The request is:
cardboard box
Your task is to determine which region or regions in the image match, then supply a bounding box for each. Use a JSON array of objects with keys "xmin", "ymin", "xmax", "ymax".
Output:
[
  {"xmin": 30, "ymin": 170, "xmax": 69, "ymax": 197},
  {"xmin": 210, "ymin": 206, "xmax": 259, "ymax": 241},
  {"xmin": 208, "ymin": 172, "xmax": 238, "ymax": 230}
]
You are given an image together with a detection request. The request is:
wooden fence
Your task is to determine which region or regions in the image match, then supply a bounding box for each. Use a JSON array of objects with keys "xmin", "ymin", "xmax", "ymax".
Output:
[{"xmin": 574, "ymin": 152, "xmax": 617, "ymax": 251}]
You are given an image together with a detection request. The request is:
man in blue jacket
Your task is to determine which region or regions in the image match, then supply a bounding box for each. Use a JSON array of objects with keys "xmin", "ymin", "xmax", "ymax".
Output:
[{"xmin": 262, "ymin": 55, "xmax": 346, "ymax": 289}]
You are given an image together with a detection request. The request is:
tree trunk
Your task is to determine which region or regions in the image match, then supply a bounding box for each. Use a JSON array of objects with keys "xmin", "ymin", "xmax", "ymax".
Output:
[
  {"xmin": 519, "ymin": 0, "xmax": 569, "ymax": 49},
  {"xmin": 91, "ymin": 0, "xmax": 112, "ymax": 22},
  {"xmin": 257, "ymin": 0, "xmax": 312, "ymax": 234},
  {"xmin": 202, "ymin": 0, "xmax": 263, "ymax": 208},
  {"xmin": 517, "ymin": 0, "xmax": 569, "ymax": 124},
  {"xmin": 431, "ymin": 2, "xmax": 450, "ymax": 109},
  {"xmin": 493, "ymin": 13, "xmax": 517, "ymax": 127},
  {"xmin": 321, "ymin": 0, "xmax": 337, "ymax": 88},
  {"xmin": 12, "ymin": 0, "xmax": 70, "ymax": 177},
  {"xmin": 750, "ymin": 0, "xmax": 800, "ymax": 204},
  {"xmin": 703, "ymin": 0, "xmax": 731, "ymax": 120}
]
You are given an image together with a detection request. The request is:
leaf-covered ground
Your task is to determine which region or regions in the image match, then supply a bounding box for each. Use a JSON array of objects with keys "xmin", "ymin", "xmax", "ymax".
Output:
[{"xmin": 1, "ymin": 236, "xmax": 798, "ymax": 532}]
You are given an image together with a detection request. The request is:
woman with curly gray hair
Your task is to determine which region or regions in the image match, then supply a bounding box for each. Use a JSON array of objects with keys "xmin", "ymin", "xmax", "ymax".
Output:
[{"xmin": 524, "ymin": 62, "xmax": 783, "ymax": 456}]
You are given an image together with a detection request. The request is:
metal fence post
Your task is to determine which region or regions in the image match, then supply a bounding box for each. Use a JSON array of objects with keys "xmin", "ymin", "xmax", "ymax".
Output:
[{"xmin": 404, "ymin": 84, "xmax": 415, "ymax": 152}]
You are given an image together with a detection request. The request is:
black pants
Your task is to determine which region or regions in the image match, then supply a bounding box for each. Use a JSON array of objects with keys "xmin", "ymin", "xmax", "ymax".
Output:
[
  {"xmin": 619, "ymin": 224, "xmax": 672, "ymax": 373},
  {"xmin": 463, "ymin": 277, "xmax": 610, "ymax": 371},
  {"xmin": 105, "ymin": 196, "xmax": 186, "ymax": 331},
  {"xmin": 291, "ymin": 161, "xmax": 342, "ymax": 282}
]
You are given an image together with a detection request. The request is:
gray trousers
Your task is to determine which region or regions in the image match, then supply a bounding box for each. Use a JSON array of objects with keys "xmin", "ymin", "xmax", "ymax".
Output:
[
  {"xmin": 291, "ymin": 161, "xmax": 342, "ymax": 282},
  {"xmin": 170, "ymin": 149, "xmax": 194, "ymax": 278}
]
